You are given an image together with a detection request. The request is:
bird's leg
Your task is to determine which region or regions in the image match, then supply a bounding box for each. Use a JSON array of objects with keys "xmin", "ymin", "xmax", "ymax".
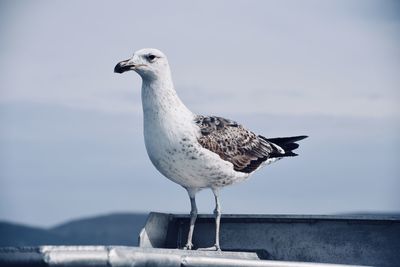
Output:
[
  {"xmin": 213, "ymin": 187, "xmax": 222, "ymax": 251},
  {"xmin": 198, "ymin": 188, "xmax": 222, "ymax": 251},
  {"xmin": 184, "ymin": 189, "xmax": 197, "ymax": 250}
]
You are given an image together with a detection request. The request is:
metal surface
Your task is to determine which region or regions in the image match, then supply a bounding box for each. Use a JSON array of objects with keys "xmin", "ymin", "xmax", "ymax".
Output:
[
  {"xmin": 0, "ymin": 246, "xmax": 368, "ymax": 267},
  {"xmin": 140, "ymin": 213, "xmax": 400, "ymax": 266}
]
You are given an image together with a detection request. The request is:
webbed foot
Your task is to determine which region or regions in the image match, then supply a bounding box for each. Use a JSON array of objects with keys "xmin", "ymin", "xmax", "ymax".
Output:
[{"xmin": 183, "ymin": 242, "xmax": 194, "ymax": 250}]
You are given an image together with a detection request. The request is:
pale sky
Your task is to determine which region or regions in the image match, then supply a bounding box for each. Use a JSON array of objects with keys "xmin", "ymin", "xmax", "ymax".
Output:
[{"xmin": 0, "ymin": 0, "xmax": 399, "ymax": 227}]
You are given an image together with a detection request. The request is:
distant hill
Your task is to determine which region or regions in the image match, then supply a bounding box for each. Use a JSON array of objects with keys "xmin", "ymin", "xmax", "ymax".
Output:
[
  {"xmin": 0, "ymin": 222, "xmax": 67, "ymax": 247},
  {"xmin": 0, "ymin": 213, "xmax": 148, "ymax": 247}
]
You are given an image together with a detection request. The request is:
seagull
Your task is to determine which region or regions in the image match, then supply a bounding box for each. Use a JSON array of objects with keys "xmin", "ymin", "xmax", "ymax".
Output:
[{"xmin": 114, "ymin": 48, "xmax": 307, "ymax": 251}]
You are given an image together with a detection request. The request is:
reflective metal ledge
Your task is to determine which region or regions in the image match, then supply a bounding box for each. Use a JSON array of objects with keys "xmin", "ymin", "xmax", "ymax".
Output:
[{"xmin": 0, "ymin": 246, "xmax": 369, "ymax": 267}]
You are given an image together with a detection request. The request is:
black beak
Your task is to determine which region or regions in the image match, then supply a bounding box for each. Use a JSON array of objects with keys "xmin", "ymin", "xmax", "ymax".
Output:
[{"xmin": 114, "ymin": 59, "xmax": 134, "ymax": 74}]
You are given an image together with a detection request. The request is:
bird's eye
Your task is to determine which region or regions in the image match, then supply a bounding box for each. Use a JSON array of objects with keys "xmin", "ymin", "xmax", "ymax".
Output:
[{"xmin": 147, "ymin": 54, "xmax": 156, "ymax": 61}]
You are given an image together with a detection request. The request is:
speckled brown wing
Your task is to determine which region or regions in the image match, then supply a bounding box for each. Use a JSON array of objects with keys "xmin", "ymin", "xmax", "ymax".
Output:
[{"xmin": 194, "ymin": 116, "xmax": 283, "ymax": 173}]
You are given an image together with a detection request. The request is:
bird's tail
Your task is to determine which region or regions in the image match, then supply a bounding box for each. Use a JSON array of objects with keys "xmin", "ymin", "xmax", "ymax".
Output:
[{"xmin": 261, "ymin": 135, "xmax": 308, "ymax": 157}]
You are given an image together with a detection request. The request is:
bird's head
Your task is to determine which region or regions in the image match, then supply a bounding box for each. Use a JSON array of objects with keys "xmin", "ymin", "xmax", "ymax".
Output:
[{"xmin": 114, "ymin": 48, "xmax": 170, "ymax": 81}]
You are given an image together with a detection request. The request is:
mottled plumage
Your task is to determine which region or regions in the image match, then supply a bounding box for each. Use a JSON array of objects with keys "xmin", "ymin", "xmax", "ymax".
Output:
[{"xmin": 195, "ymin": 115, "xmax": 306, "ymax": 173}]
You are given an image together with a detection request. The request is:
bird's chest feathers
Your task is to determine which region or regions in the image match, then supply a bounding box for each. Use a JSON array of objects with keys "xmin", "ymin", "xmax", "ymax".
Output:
[
  {"xmin": 144, "ymin": 113, "xmax": 199, "ymax": 178},
  {"xmin": 144, "ymin": 112, "xmax": 192, "ymax": 149},
  {"xmin": 142, "ymin": 87, "xmax": 198, "ymax": 169}
]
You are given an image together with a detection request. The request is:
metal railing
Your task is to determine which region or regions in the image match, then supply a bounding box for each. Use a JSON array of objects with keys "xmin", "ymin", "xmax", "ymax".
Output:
[{"xmin": 0, "ymin": 246, "xmax": 369, "ymax": 267}]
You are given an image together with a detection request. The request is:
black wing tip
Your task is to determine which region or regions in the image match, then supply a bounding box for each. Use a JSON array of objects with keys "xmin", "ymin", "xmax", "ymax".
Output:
[
  {"xmin": 299, "ymin": 135, "xmax": 309, "ymax": 139},
  {"xmin": 266, "ymin": 135, "xmax": 308, "ymax": 143},
  {"xmin": 265, "ymin": 135, "xmax": 308, "ymax": 159},
  {"xmin": 290, "ymin": 135, "xmax": 309, "ymax": 142}
]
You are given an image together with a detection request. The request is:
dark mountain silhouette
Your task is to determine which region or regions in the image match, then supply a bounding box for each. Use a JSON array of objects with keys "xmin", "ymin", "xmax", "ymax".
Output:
[
  {"xmin": 0, "ymin": 213, "xmax": 148, "ymax": 247},
  {"xmin": 0, "ymin": 222, "xmax": 67, "ymax": 247}
]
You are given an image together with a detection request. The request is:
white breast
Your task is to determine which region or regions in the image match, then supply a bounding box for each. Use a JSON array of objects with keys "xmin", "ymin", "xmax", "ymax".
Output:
[{"xmin": 141, "ymin": 82, "xmax": 249, "ymax": 189}]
